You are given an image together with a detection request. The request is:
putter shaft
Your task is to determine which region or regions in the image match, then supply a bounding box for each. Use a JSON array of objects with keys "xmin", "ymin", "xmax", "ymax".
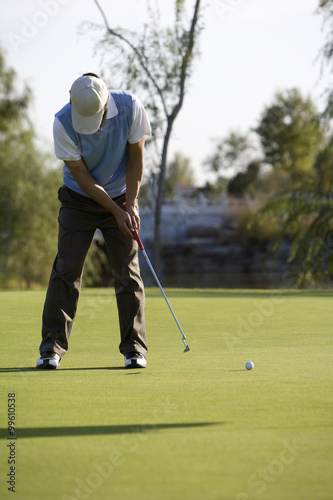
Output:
[{"xmin": 133, "ymin": 230, "xmax": 190, "ymax": 352}]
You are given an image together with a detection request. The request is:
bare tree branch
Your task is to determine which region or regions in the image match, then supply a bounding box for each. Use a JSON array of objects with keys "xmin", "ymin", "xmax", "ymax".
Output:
[
  {"xmin": 93, "ymin": 0, "xmax": 169, "ymax": 117},
  {"xmin": 91, "ymin": 0, "xmax": 203, "ymax": 270},
  {"xmin": 172, "ymin": 0, "xmax": 201, "ymax": 120}
]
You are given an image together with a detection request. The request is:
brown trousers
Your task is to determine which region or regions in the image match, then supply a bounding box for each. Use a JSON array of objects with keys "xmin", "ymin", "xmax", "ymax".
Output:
[{"xmin": 40, "ymin": 185, "xmax": 147, "ymax": 359}]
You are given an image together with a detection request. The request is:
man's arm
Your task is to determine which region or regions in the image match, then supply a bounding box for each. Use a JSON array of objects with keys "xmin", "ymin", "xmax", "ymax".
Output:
[
  {"xmin": 126, "ymin": 137, "xmax": 146, "ymax": 231},
  {"xmin": 65, "ymin": 159, "xmax": 134, "ymax": 238}
]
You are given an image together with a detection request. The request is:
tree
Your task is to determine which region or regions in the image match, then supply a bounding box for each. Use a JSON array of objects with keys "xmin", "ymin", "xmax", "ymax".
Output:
[
  {"xmin": 227, "ymin": 161, "xmax": 261, "ymax": 198},
  {"xmin": 204, "ymin": 131, "xmax": 262, "ymax": 197},
  {"xmin": 255, "ymin": 186, "xmax": 333, "ymax": 287},
  {"xmin": 0, "ymin": 49, "xmax": 114, "ymax": 288},
  {"xmin": 0, "ymin": 50, "xmax": 62, "ymax": 287},
  {"xmin": 164, "ymin": 152, "xmax": 196, "ymax": 197},
  {"xmin": 249, "ymin": 1, "xmax": 333, "ymax": 288},
  {"xmin": 317, "ymin": 0, "xmax": 333, "ymax": 118},
  {"xmin": 253, "ymin": 89, "xmax": 333, "ymax": 287},
  {"xmin": 256, "ymin": 88, "xmax": 324, "ymax": 185},
  {"xmin": 204, "ymin": 131, "xmax": 256, "ymax": 175},
  {"xmin": 88, "ymin": 0, "xmax": 202, "ymax": 268},
  {"xmin": 0, "ymin": 51, "xmax": 31, "ymax": 132}
]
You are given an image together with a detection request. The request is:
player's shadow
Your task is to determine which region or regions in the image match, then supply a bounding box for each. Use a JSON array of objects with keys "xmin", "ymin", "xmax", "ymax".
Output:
[
  {"xmin": 0, "ymin": 366, "xmax": 128, "ymax": 373},
  {"xmin": 0, "ymin": 422, "xmax": 222, "ymax": 439}
]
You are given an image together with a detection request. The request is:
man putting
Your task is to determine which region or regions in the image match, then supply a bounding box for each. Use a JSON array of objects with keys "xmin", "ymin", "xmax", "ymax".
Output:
[{"xmin": 36, "ymin": 73, "xmax": 151, "ymax": 370}]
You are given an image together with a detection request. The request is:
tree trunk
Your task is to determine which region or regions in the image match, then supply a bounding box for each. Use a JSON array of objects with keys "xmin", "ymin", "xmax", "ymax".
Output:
[
  {"xmin": 153, "ymin": 117, "xmax": 174, "ymax": 273},
  {"xmin": 152, "ymin": 0, "xmax": 201, "ymax": 274},
  {"xmin": 93, "ymin": 0, "xmax": 202, "ymax": 276}
]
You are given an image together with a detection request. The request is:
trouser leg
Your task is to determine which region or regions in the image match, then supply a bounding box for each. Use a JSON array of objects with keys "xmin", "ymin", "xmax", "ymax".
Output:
[
  {"xmin": 40, "ymin": 211, "xmax": 95, "ymax": 358},
  {"xmin": 102, "ymin": 225, "xmax": 147, "ymax": 356}
]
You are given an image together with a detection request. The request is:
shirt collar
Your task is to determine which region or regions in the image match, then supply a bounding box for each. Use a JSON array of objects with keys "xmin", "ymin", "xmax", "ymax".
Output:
[{"xmin": 106, "ymin": 93, "xmax": 118, "ymax": 119}]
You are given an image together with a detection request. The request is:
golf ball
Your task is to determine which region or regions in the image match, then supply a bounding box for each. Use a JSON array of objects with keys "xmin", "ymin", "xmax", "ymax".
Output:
[{"xmin": 245, "ymin": 361, "xmax": 254, "ymax": 370}]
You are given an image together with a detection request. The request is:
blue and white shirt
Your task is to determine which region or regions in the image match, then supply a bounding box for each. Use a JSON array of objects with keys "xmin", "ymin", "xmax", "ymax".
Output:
[{"xmin": 53, "ymin": 90, "xmax": 151, "ymax": 198}]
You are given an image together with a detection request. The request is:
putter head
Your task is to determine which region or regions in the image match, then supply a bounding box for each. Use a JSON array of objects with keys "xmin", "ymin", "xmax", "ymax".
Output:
[{"xmin": 183, "ymin": 345, "xmax": 190, "ymax": 353}]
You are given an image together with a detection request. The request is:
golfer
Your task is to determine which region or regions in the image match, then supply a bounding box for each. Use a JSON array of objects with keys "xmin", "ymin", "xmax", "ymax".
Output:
[{"xmin": 36, "ymin": 73, "xmax": 151, "ymax": 370}]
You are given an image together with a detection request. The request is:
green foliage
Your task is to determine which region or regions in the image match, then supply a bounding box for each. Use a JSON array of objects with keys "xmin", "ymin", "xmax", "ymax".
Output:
[
  {"xmin": 0, "ymin": 130, "xmax": 62, "ymax": 287},
  {"xmin": 82, "ymin": 238, "xmax": 109, "ymax": 287},
  {"xmin": 314, "ymin": 143, "xmax": 333, "ymax": 191},
  {"xmin": 247, "ymin": 86, "xmax": 333, "ymax": 287},
  {"xmin": 164, "ymin": 152, "xmax": 196, "ymax": 197},
  {"xmin": 255, "ymin": 188, "xmax": 333, "ymax": 287},
  {"xmin": 204, "ymin": 87, "xmax": 332, "ymax": 287},
  {"xmin": 195, "ymin": 176, "xmax": 228, "ymax": 198},
  {"xmin": 0, "ymin": 51, "xmax": 31, "ymax": 132},
  {"xmin": 5, "ymin": 165, "xmax": 62, "ymax": 288},
  {"xmin": 256, "ymin": 88, "xmax": 324, "ymax": 184},
  {"xmin": 227, "ymin": 161, "xmax": 260, "ymax": 198},
  {"xmin": 89, "ymin": 0, "xmax": 202, "ymax": 144},
  {"xmin": 88, "ymin": 1, "xmax": 203, "ymax": 268},
  {"xmin": 204, "ymin": 131, "xmax": 263, "ymax": 198},
  {"xmin": 0, "ymin": 49, "xmax": 62, "ymax": 287},
  {"xmin": 205, "ymin": 131, "xmax": 256, "ymax": 175},
  {"xmin": 253, "ymin": 168, "xmax": 291, "ymax": 197},
  {"xmin": 176, "ymin": 0, "xmax": 186, "ymax": 15},
  {"xmin": 0, "ymin": 48, "xmax": 110, "ymax": 288},
  {"xmin": 317, "ymin": 3, "xmax": 333, "ymax": 68},
  {"xmin": 316, "ymin": 0, "xmax": 333, "ymax": 118}
]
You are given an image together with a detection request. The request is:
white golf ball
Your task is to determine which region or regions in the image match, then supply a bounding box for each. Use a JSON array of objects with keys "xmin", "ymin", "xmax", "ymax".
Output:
[{"xmin": 245, "ymin": 361, "xmax": 254, "ymax": 370}]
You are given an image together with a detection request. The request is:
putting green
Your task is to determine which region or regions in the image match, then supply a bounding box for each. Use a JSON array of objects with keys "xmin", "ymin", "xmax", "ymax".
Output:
[{"xmin": 0, "ymin": 288, "xmax": 332, "ymax": 500}]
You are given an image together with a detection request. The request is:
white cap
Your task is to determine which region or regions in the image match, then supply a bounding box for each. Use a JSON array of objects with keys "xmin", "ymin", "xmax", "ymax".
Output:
[{"xmin": 70, "ymin": 75, "xmax": 109, "ymax": 135}]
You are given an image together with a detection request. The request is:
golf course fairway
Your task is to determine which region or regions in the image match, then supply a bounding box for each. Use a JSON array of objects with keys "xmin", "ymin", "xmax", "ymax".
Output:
[{"xmin": 0, "ymin": 288, "xmax": 332, "ymax": 500}]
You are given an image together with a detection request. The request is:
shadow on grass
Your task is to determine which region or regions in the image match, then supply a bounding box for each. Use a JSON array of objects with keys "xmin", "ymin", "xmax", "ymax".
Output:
[
  {"xmin": 0, "ymin": 366, "xmax": 127, "ymax": 373},
  {"xmin": 0, "ymin": 422, "xmax": 222, "ymax": 439},
  {"xmin": 145, "ymin": 288, "xmax": 333, "ymax": 299}
]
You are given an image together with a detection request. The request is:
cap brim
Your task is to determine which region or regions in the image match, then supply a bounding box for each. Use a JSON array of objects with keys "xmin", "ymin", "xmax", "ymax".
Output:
[{"xmin": 71, "ymin": 106, "xmax": 103, "ymax": 135}]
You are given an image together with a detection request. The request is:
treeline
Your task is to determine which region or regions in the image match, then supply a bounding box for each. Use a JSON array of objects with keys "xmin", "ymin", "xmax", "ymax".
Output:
[
  {"xmin": 202, "ymin": 88, "xmax": 333, "ymax": 287},
  {"xmin": 143, "ymin": 85, "xmax": 333, "ymax": 287},
  {"xmin": 0, "ymin": 51, "xmax": 105, "ymax": 288},
  {"xmin": 1, "ymin": 48, "xmax": 332, "ymax": 288},
  {"xmin": 0, "ymin": 51, "xmax": 60, "ymax": 287}
]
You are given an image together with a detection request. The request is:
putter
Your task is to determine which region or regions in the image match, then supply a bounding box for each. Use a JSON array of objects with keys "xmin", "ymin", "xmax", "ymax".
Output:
[{"xmin": 132, "ymin": 229, "xmax": 190, "ymax": 353}]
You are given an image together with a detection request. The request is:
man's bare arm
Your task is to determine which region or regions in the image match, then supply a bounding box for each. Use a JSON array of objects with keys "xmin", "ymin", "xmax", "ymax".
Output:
[
  {"xmin": 65, "ymin": 159, "xmax": 134, "ymax": 238},
  {"xmin": 125, "ymin": 137, "xmax": 146, "ymax": 231}
]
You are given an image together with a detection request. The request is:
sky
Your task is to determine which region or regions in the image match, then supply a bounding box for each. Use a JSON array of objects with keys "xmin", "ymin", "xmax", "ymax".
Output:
[{"xmin": 0, "ymin": 0, "xmax": 330, "ymax": 185}]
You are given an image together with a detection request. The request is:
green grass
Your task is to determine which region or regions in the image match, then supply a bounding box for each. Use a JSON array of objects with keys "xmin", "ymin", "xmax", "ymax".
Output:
[{"xmin": 0, "ymin": 288, "xmax": 332, "ymax": 500}]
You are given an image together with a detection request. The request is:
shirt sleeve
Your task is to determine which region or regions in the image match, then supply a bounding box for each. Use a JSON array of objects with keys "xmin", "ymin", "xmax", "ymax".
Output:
[
  {"xmin": 53, "ymin": 117, "xmax": 82, "ymax": 161},
  {"xmin": 127, "ymin": 95, "xmax": 151, "ymax": 144}
]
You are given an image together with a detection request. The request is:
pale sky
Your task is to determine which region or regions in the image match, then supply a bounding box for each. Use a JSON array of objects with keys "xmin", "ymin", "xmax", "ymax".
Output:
[{"xmin": 0, "ymin": 0, "xmax": 330, "ymax": 184}]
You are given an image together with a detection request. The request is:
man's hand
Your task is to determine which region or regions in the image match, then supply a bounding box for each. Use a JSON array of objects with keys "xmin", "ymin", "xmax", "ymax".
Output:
[
  {"xmin": 114, "ymin": 207, "xmax": 136, "ymax": 239},
  {"xmin": 116, "ymin": 204, "xmax": 140, "ymax": 239},
  {"xmin": 65, "ymin": 159, "xmax": 135, "ymax": 239},
  {"xmin": 126, "ymin": 203, "xmax": 141, "ymax": 231},
  {"xmin": 65, "ymin": 139, "xmax": 145, "ymax": 240},
  {"xmin": 125, "ymin": 139, "xmax": 145, "ymax": 233}
]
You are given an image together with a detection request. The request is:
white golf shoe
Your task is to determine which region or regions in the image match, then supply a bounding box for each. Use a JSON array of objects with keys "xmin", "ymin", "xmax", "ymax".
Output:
[
  {"xmin": 124, "ymin": 352, "xmax": 147, "ymax": 369},
  {"xmin": 36, "ymin": 352, "xmax": 61, "ymax": 369}
]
